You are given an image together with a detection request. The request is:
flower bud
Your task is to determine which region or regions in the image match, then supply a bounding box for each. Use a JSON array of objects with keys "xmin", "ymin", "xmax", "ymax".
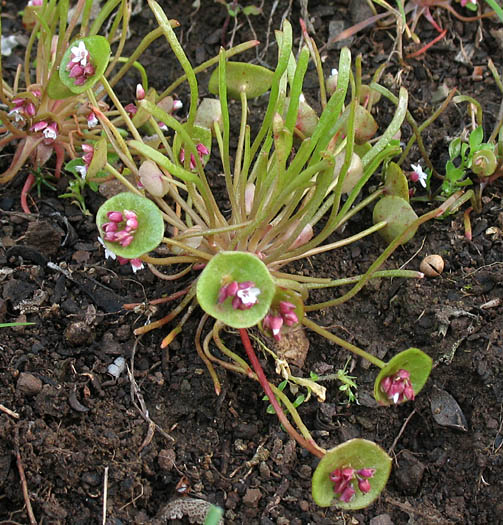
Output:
[{"xmin": 138, "ymin": 160, "xmax": 170, "ymax": 198}]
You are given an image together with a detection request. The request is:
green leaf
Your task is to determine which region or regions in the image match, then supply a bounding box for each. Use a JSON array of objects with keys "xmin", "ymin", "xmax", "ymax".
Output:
[
  {"xmin": 469, "ymin": 126, "xmax": 483, "ymax": 150},
  {"xmin": 59, "ymin": 36, "xmax": 111, "ymax": 94},
  {"xmin": 47, "ymin": 71, "xmax": 75, "ymax": 100},
  {"xmin": 242, "ymin": 5, "xmax": 262, "ymax": 15},
  {"xmin": 373, "ymin": 348, "xmax": 432, "ymax": 406},
  {"xmin": 448, "ymin": 137, "xmax": 461, "ymax": 160},
  {"xmin": 373, "ymin": 195, "xmax": 418, "ymax": 244},
  {"xmin": 383, "ymin": 162, "xmax": 409, "ymax": 201},
  {"xmin": 196, "ymin": 251, "xmax": 275, "ymax": 329},
  {"xmin": 209, "ymin": 62, "xmax": 274, "ymax": 99},
  {"xmin": 96, "ymin": 192, "xmax": 164, "ymax": 259},
  {"xmin": 312, "ymin": 439, "xmax": 392, "ymax": 509}
]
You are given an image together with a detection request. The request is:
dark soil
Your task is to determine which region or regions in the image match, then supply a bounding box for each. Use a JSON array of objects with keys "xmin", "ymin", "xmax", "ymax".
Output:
[{"xmin": 1, "ymin": 1, "xmax": 503, "ymax": 524}]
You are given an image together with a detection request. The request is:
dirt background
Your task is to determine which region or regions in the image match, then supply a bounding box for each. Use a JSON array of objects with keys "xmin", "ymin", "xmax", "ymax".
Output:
[{"xmin": 1, "ymin": 1, "xmax": 503, "ymax": 524}]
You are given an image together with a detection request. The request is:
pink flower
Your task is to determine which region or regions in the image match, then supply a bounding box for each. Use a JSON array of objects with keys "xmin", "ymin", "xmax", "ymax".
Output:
[
  {"xmin": 66, "ymin": 41, "xmax": 95, "ymax": 86},
  {"xmin": 329, "ymin": 464, "xmax": 375, "ymax": 502},
  {"xmin": 30, "ymin": 120, "xmax": 58, "ymax": 143},
  {"xmin": 87, "ymin": 111, "xmax": 98, "ymax": 129},
  {"xmin": 217, "ymin": 281, "xmax": 261, "ymax": 310},
  {"xmin": 136, "ymin": 83, "xmax": 146, "ymax": 100},
  {"xmin": 101, "ymin": 210, "xmax": 139, "ymax": 248},
  {"xmin": 262, "ymin": 314, "xmax": 284, "ymax": 341},
  {"xmin": 380, "ymin": 368, "xmax": 415, "ymax": 404},
  {"xmin": 117, "ymin": 256, "xmax": 144, "ymax": 273}
]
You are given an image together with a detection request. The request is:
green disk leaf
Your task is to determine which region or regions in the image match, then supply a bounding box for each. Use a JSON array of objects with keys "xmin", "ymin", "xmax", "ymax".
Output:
[
  {"xmin": 373, "ymin": 195, "xmax": 418, "ymax": 244},
  {"xmin": 96, "ymin": 192, "xmax": 164, "ymax": 259},
  {"xmin": 312, "ymin": 438, "xmax": 392, "ymax": 509},
  {"xmin": 374, "ymin": 348, "xmax": 432, "ymax": 406},
  {"xmin": 196, "ymin": 251, "xmax": 275, "ymax": 328},
  {"xmin": 209, "ymin": 62, "xmax": 274, "ymax": 99},
  {"xmin": 59, "ymin": 36, "xmax": 111, "ymax": 94}
]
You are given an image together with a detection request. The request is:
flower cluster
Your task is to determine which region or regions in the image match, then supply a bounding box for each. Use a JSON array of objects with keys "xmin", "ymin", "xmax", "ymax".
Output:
[
  {"xmin": 218, "ymin": 281, "xmax": 261, "ymax": 310},
  {"xmin": 66, "ymin": 41, "xmax": 95, "ymax": 86},
  {"xmin": 329, "ymin": 466, "xmax": 375, "ymax": 503},
  {"xmin": 75, "ymin": 144, "xmax": 95, "ymax": 179},
  {"xmin": 101, "ymin": 209, "xmax": 139, "ymax": 247},
  {"xmin": 31, "ymin": 120, "xmax": 58, "ymax": 144},
  {"xmin": 380, "ymin": 368, "xmax": 415, "ymax": 404},
  {"xmin": 180, "ymin": 143, "xmax": 210, "ymax": 170},
  {"xmin": 262, "ymin": 301, "xmax": 299, "ymax": 341},
  {"xmin": 9, "ymin": 96, "xmax": 36, "ymax": 124}
]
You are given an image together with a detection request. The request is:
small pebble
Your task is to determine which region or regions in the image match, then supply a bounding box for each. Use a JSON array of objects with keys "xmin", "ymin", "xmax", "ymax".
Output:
[
  {"xmin": 242, "ymin": 488, "xmax": 262, "ymax": 507},
  {"xmin": 17, "ymin": 372, "xmax": 42, "ymax": 396},
  {"xmin": 64, "ymin": 321, "xmax": 95, "ymax": 346}
]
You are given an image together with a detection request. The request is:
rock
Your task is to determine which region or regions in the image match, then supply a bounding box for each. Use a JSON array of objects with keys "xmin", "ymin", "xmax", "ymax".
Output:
[
  {"xmin": 17, "ymin": 372, "xmax": 43, "ymax": 396},
  {"xmin": 64, "ymin": 321, "xmax": 95, "ymax": 346},
  {"xmin": 243, "ymin": 487, "xmax": 262, "ymax": 507},
  {"xmin": 370, "ymin": 514, "xmax": 394, "ymax": 525},
  {"xmin": 158, "ymin": 449, "xmax": 176, "ymax": 471},
  {"xmin": 394, "ymin": 450, "xmax": 425, "ymax": 494}
]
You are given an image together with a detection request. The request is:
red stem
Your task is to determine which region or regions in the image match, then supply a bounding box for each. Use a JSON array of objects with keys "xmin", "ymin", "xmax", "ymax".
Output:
[
  {"xmin": 238, "ymin": 328, "xmax": 324, "ymax": 458},
  {"xmin": 20, "ymin": 173, "xmax": 35, "ymax": 214},
  {"xmin": 406, "ymin": 29, "xmax": 447, "ymax": 59}
]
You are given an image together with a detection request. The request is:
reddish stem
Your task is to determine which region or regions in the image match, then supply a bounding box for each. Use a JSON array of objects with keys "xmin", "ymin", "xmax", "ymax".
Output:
[
  {"xmin": 406, "ymin": 29, "xmax": 447, "ymax": 59},
  {"xmin": 20, "ymin": 173, "xmax": 35, "ymax": 214},
  {"xmin": 463, "ymin": 206, "xmax": 473, "ymax": 241},
  {"xmin": 238, "ymin": 328, "xmax": 324, "ymax": 458}
]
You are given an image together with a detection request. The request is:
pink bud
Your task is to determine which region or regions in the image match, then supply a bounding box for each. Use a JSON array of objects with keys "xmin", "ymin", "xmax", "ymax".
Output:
[
  {"xmin": 69, "ymin": 63, "xmax": 84, "ymax": 78},
  {"xmin": 245, "ymin": 183, "xmax": 255, "ymax": 215},
  {"xmin": 25, "ymin": 102, "xmax": 36, "ymax": 117},
  {"xmin": 136, "ymin": 83, "xmax": 146, "ymax": 100},
  {"xmin": 283, "ymin": 311, "xmax": 298, "ymax": 326},
  {"xmin": 125, "ymin": 103, "xmax": 137, "ymax": 116},
  {"xmin": 357, "ymin": 468, "xmax": 375, "ymax": 479},
  {"xmin": 172, "ymin": 99, "xmax": 183, "ymax": 110},
  {"xmin": 339, "ymin": 485, "xmax": 355, "ymax": 502},
  {"xmin": 404, "ymin": 384, "xmax": 415, "ymax": 401},
  {"xmin": 104, "ymin": 231, "xmax": 117, "ymax": 241},
  {"xmin": 380, "ymin": 376, "xmax": 392, "ymax": 394},
  {"xmin": 31, "ymin": 120, "xmax": 48, "ymax": 132},
  {"xmin": 196, "ymin": 143, "xmax": 209, "ymax": 156},
  {"xmin": 107, "ymin": 211, "xmax": 123, "ymax": 222},
  {"xmin": 342, "ymin": 468, "xmax": 355, "ymax": 480},
  {"xmin": 329, "ymin": 469, "xmax": 342, "ymax": 482},
  {"xmin": 102, "ymin": 222, "xmax": 118, "ymax": 233},
  {"xmin": 397, "ymin": 369, "xmax": 410, "ymax": 380},
  {"xmin": 87, "ymin": 112, "xmax": 98, "ymax": 129},
  {"xmin": 358, "ymin": 478, "xmax": 371, "ymax": 494},
  {"xmin": 279, "ymin": 301, "xmax": 295, "ymax": 315}
]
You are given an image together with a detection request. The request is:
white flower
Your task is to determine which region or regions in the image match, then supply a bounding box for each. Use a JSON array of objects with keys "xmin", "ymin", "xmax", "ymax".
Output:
[
  {"xmin": 75, "ymin": 164, "xmax": 87, "ymax": 179},
  {"xmin": 8, "ymin": 108, "xmax": 24, "ymax": 123},
  {"xmin": 43, "ymin": 127, "xmax": 57, "ymax": 141},
  {"xmin": 70, "ymin": 41, "xmax": 89, "ymax": 67},
  {"xmin": 411, "ymin": 163, "xmax": 427, "ymax": 188},
  {"xmin": 236, "ymin": 286, "xmax": 261, "ymax": 306},
  {"xmin": 97, "ymin": 236, "xmax": 116, "ymax": 260}
]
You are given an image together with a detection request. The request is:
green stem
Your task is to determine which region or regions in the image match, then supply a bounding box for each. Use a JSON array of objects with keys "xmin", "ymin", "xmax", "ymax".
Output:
[{"xmin": 302, "ymin": 317, "xmax": 386, "ymax": 369}]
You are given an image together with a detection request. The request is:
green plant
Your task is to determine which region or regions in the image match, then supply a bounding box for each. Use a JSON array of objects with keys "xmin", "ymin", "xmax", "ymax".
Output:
[{"xmin": 93, "ymin": 0, "xmax": 463, "ymax": 509}]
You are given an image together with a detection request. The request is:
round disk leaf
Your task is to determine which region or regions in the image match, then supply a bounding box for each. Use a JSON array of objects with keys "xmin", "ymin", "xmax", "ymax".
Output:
[
  {"xmin": 197, "ymin": 251, "xmax": 275, "ymax": 328},
  {"xmin": 96, "ymin": 192, "xmax": 164, "ymax": 259},
  {"xmin": 209, "ymin": 62, "xmax": 274, "ymax": 99},
  {"xmin": 374, "ymin": 348, "xmax": 432, "ymax": 406},
  {"xmin": 312, "ymin": 439, "xmax": 392, "ymax": 509},
  {"xmin": 373, "ymin": 195, "xmax": 418, "ymax": 245},
  {"xmin": 59, "ymin": 36, "xmax": 111, "ymax": 94}
]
